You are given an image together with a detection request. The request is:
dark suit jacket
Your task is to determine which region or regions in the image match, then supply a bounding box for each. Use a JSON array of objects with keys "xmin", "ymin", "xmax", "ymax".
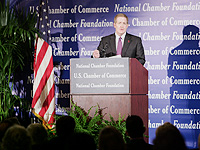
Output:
[{"xmin": 97, "ymin": 33, "xmax": 145, "ymax": 65}]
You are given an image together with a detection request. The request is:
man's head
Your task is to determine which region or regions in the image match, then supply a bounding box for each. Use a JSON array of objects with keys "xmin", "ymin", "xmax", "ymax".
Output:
[
  {"xmin": 114, "ymin": 13, "xmax": 129, "ymax": 36},
  {"xmin": 126, "ymin": 115, "xmax": 145, "ymax": 138},
  {"xmin": 153, "ymin": 122, "xmax": 187, "ymax": 150},
  {"xmin": 2, "ymin": 125, "xmax": 32, "ymax": 150},
  {"xmin": 27, "ymin": 123, "xmax": 48, "ymax": 145},
  {"xmin": 56, "ymin": 116, "xmax": 75, "ymax": 138},
  {"xmin": 98, "ymin": 126, "xmax": 125, "ymax": 150}
]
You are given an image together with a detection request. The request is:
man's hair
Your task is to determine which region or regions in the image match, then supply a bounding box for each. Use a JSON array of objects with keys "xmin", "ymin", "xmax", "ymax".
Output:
[
  {"xmin": 114, "ymin": 13, "xmax": 128, "ymax": 24},
  {"xmin": 98, "ymin": 126, "xmax": 125, "ymax": 150},
  {"xmin": 126, "ymin": 115, "xmax": 145, "ymax": 138},
  {"xmin": 2, "ymin": 125, "xmax": 32, "ymax": 150},
  {"xmin": 56, "ymin": 116, "xmax": 75, "ymax": 137},
  {"xmin": 27, "ymin": 123, "xmax": 48, "ymax": 145},
  {"xmin": 153, "ymin": 122, "xmax": 187, "ymax": 150}
]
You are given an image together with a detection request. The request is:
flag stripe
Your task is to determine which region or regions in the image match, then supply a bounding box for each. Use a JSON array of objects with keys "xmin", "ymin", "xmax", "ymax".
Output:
[
  {"xmin": 39, "ymin": 85, "xmax": 55, "ymax": 119},
  {"xmin": 32, "ymin": 42, "xmax": 53, "ymax": 106},
  {"xmin": 48, "ymin": 111, "xmax": 55, "ymax": 125},
  {"xmin": 32, "ymin": 55, "xmax": 53, "ymax": 108},
  {"xmin": 33, "ymin": 66, "xmax": 54, "ymax": 113},
  {"xmin": 34, "ymin": 40, "xmax": 49, "ymax": 77},
  {"xmin": 34, "ymin": 37, "xmax": 44, "ymax": 65},
  {"xmin": 33, "ymin": 40, "xmax": 52, "ymax": 90}
]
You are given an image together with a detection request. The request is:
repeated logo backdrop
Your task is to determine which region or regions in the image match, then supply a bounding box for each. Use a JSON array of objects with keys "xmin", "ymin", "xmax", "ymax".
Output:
[{"xmin": 11, "ymin": 0, "xmax": 200, "ymax": 148}]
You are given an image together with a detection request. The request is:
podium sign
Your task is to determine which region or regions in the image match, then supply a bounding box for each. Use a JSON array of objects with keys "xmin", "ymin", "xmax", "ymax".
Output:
[
  {"xmin": 70, "ymin": 58, "xmax": 129, "ymax": 94},
  {"xmin": 70, "ymin": 58, "xmax": 148, "ymax": 142}
]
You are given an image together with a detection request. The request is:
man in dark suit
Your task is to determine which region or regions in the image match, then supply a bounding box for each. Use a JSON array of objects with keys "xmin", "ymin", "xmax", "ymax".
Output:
[
  {"xmin": 126, "ymin": 115, "xmax": 153, "ymax": 150},
  {"xmin": 93, "ymin": 13, "xmax": 145, "ymax": 65}
]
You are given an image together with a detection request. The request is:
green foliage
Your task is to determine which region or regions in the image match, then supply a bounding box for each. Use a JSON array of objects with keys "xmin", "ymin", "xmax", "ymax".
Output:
[
  {"xmin": 68, "ymin": 101, "xmax": 106, "ymax": 144},
  {"xmin": 103, "ymin": 113, "xmax": 128, "ymax": 141},
  {"xmin": 0, "ymin": 1, "xmax": 38, "ymax": 121},
  {"xmin": 47, "ymin": 101, "xmax": 129, "ymax": 145}
]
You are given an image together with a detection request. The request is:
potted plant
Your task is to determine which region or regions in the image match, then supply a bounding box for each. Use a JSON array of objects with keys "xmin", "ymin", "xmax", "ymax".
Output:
[{"xmin": 0, "ymin": 1, "xmax": 38, "ymax": 121}]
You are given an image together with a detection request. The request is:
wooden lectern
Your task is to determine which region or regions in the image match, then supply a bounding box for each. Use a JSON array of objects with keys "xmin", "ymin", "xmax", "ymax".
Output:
[{"xmin": 70, "ymin": 58, "xmax": 148, "ymax": 140}]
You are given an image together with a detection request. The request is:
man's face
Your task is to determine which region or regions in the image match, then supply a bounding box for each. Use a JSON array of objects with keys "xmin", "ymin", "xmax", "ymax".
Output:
[{"xmin": 114, "ymin": 16, "xmax": 129, "ymax": 36}]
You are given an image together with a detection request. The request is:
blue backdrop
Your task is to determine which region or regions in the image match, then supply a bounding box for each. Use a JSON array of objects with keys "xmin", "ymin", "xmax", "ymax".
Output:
[{"xmin": 11, "ymin": 0, "xmax": 200, "ymax": 148}]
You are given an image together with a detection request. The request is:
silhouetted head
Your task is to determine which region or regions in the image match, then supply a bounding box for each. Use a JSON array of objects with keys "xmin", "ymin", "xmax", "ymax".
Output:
[
  {"xmin": 56, "ymin": 116, "xmax": 75, "ymax": 138},
  {"xmin": 183, "ymin": 25, "xmax": 199, "ymax": 36},
  {"xmin": 0, "ymin": 117, "xmax": 20, "ymax": 142},
  {"xmin": 2, "ymin": 125, "xmax": 32, "ymax": 150},
  {"xmin": 27, "ymin": 123, "xmax": 48, "ymax": 145},
  {"xmin": 98, "ymin": 126, "xmax": 125, "ymax": 150},
  {"xmin": 153, "ymin": 122, "xmax": 187, "ymax": 150},
  {"xmin": 181, "ymin": 25, "xmax": 200, "ymax": 47},
  {"xmin": 126, "ymin": 115, "xmax": 145, "ymax": 138}
]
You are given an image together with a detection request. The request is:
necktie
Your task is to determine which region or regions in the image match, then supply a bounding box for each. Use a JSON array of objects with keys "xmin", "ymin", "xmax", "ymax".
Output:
[{"xmin": 117, "ymin": 37, "xmax": 122, "ymax": 55}]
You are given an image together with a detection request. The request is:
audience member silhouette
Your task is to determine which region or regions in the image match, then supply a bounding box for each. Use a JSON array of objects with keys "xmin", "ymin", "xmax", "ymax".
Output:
[
  {"xmin": 153, "ymin": 122, "xmax": 187, "ymax": 150},
  {"xmin": 27, "ymin": 123, "xmax": 48, "ymax": 150},
  {"xmin": 47, "ymin": 115, "xmax": 76, "ymax": 150},
  {"xmin": 0, "ymin": 117, "xmax": 20, "ymax": 143},
  {"xmin": 125, "ymin": 115, "xmax": 153, "ymax": 150},
  {"xmin": 98, "ymin": 126, "xmax": 125, "ymax": 150},
  {"xmin": 73, "ymin": 132, "xmax": 96, "ymax": 150},
  {"xmin": 1, "ymin": 124, "xmax": 32, "ymax": 150}
]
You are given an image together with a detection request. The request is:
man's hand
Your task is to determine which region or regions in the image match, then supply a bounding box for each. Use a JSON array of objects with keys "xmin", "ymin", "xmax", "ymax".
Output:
[{"xmin": 93, "ymin": 50, "xmax": 100, "ymax": 58}]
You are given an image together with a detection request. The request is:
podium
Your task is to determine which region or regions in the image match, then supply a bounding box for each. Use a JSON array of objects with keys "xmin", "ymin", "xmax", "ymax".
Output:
[{"xmin": 70, "ymin": 58, "xmax": 148, "ymax": 139}]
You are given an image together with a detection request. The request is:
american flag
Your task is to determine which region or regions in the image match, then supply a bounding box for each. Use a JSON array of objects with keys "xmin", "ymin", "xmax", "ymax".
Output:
[{"xmin": 32, "ymin": 0, "xmax": 55, "ymax": 128}]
